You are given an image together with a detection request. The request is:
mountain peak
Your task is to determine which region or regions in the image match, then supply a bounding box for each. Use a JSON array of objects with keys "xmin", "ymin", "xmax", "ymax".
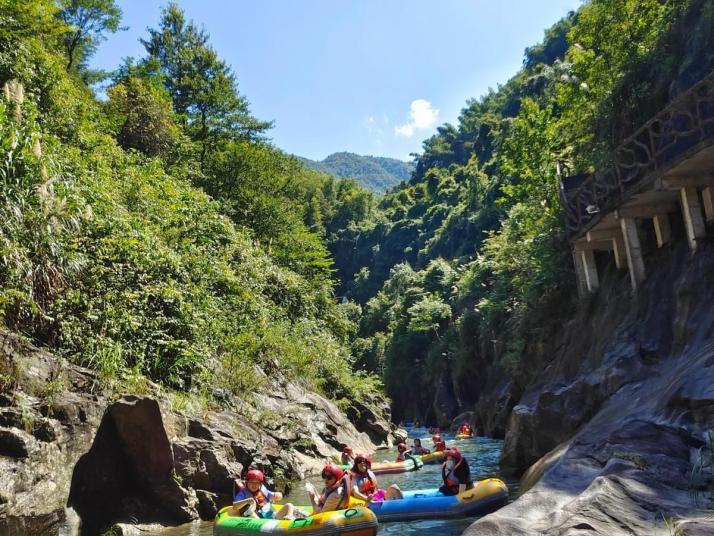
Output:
[{"xmin": 299, "ymin": 152, "xmax": 414, "ymax": 192}]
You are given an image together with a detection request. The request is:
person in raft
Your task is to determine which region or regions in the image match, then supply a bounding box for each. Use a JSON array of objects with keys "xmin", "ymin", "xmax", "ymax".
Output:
[
  {"xmin": 432, "ymin": 434, "xmax": 447, "ymax": 452},
  {"xmin": 458, "ymin": 423, "xmax": 474, "ymax": 436},
  {"xmin": 350, "ymin": 454, "xmax": 403, "ymax": 502},
  {"xmin": 340, "ymin": 445, "xmax": 355, "ymax": 465},
  {"xmin": 439, "ymin": 447, "xmax": 473, "ymax": 496},
  {"xmin": 411, "ymin": 438, "xmax": 430, "ymax": 455},
  {"xmin": 233, "ymin": 469, "xmax": 296, "ymax": 519},
  {"xmin": 308, "ymin": 464, "xmax": 350, "ymax": 513},
  {"xmin": 395, "ymin": 442, "xmax": 414, "ymax": 462}
]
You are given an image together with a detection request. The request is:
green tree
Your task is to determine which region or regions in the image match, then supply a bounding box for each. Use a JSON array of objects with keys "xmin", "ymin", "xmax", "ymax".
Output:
[
  {"xmin": 141, "ymin": 2, "xmax": 270, "ymax": 165},
  {"xmin": 106, "ymin": 75, "xmax": 183, "ymax": 157},
  {"xmin": 56, "ymin": 0, "xmax": 123, "ymax": 74}
]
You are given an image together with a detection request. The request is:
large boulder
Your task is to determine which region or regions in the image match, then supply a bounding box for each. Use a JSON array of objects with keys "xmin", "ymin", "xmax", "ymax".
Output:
[{"xmin": 68, "ymin": 396, "xmax": 198, "ymax": 533}]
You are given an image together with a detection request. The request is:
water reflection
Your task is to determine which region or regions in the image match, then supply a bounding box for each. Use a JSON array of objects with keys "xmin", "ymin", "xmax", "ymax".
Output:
[{"xmin": 148, "ymin": 429, "xmax": 516, "ymax": 535}]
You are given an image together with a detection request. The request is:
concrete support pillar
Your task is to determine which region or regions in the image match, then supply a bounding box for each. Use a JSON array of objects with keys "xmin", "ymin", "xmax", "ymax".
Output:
[
  {"xmin": 620, "ymin": 217, "xmax": 646, "ymax": 291},
  {"xmin": 612, "ymin": 236, "xmax": 626, "ymax": 270},
  {"xmin": 652, "ymin": 214, "xmax": 671, "ymax": 248},
  {"xmin": 679, "ymin": 186, "xmax": 706, "ymax": 250},
  {"xmin": 580, "ymin": 250, "xmax": 599, "ymax": 293},
  {"xmin": 702, "ymin": 186, "xmax": 714, "ymax": 223},
  {"xmin": 572, "ymin": 249, "xmax": 588, "ymax": 298}
]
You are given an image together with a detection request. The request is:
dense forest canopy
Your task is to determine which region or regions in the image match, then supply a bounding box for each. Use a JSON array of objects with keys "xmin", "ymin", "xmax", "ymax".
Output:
[
  {"xmin": 0, "ymin": 0, "xmax": 382, "ymax": 412},
  {"xmin": 1, "ymin": 0, "xmax": 713, "ymax": 424},
  {"xmin": 323, "ymin": 0, "xmax": 714, "ymax": 421}
]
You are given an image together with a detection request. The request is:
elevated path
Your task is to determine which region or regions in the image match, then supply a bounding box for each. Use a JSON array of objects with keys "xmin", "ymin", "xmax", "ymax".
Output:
[{"xmin": 560, "ymin": 71, "xmax": 714, "ymax": 293}]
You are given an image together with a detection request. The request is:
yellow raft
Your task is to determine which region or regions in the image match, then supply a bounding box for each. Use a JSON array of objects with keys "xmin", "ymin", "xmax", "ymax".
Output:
[
  {"xmin": 417, "ymin": 451, "xmax": 446, "ymax": 464},
  {"xmin": 214, "ymin": 506, "xmax": 378, "ymax": 536},
  {"xmin": 455, "ymin": 433, "xmax": 474, "ymax": 440}
]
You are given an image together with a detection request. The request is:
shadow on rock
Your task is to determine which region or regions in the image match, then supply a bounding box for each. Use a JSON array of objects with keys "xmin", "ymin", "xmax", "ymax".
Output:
[{"xmin": 68, "ymin": 396, "xmax": 197, "ymax": 534}]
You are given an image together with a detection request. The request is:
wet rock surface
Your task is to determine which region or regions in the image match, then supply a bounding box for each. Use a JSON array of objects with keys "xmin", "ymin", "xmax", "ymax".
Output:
[
  {"xmin": 467, "ymin": 242, "xmax": 714, "ymax": 534},
  {"xmin": 0, "ymin": 329, "xmax": 395, "ymax": 534}
]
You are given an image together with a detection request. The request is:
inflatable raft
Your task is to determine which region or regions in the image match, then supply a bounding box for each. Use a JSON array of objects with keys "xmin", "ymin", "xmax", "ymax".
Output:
[
  {"xmin": 371, "ymin": 455, "xmax": 423, "ymax": 475},
  {"xmin": 455, "ymin": 432, "xmax": 474, "ymax": 440},
  {"xmin": 417, "ymin": 451, "xmax": 446, "ymax": 464},
  {"xmin": 214, "ymin": 506, "xmax": 378, "ymax": 536},
  {"xmin": 366, "ymin": 478, "xmax": 508, "ymax": 522}
]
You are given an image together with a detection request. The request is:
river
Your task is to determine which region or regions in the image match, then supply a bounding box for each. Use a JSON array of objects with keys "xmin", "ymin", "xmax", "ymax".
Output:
[{"xmin": 154, "ymin": 428, "xmax": 517, "ymax": 536}]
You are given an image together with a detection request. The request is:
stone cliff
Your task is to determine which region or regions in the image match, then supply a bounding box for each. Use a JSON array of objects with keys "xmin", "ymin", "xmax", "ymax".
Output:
[
  {"xmin": 0, "ymin": 330, "xmax": 394, "ymax": 534},
  {"xmin": 466, "ymin": 239, "xmax": 714, "ymax": 534}
]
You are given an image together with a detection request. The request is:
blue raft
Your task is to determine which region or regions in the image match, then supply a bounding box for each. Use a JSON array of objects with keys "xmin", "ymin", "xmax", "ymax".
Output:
[{"xmin": 366, "ymin": 478, "xmax": 508, "ymax": 522}]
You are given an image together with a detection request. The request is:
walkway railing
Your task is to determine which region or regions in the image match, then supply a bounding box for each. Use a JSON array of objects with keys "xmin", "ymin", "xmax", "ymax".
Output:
[{"xmin": 560, "ymin": 71, "xmax": 714, "ymax": 238}]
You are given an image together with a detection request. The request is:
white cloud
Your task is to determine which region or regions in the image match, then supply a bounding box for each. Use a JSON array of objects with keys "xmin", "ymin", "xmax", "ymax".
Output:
[{"xmin": 395, "ymin": 99, "xmax": 439, "ymax": 137}]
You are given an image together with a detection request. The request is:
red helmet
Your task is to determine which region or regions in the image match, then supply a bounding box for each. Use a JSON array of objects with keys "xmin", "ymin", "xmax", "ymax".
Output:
[
  {"xmin": 432, "ymin": 434, "xmax": 442, "ymax": 442},
  {"xmin": 321, "ymin": 464, "xmax": 345, "ymax": 481},
  {"xmin": 245, "ymin": 469, "xmax": 264, "ymax": 482},
  {"xmin": 352, "ymin": 454, "xmax": 372, "ymax": 470},
  {"xmin": 397, "ymin": 442, "xmax": 407, "ymax": 452},
  {"xmin": 342, "ymin": 446, "xmax": 353, "ymax": 454},
  {"xmin": 445, "ymin": 447, "xmax": 462, "ymax": 461}
]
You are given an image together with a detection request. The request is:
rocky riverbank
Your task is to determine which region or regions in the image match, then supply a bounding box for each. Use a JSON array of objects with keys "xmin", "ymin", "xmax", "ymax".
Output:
[
  {"xmin": 0, "ymin": 330, "xmax": 395, "ymax": 534},
  {"xmin": 466, "ymin": 241, "xmax": 714, "ymax": 534}
]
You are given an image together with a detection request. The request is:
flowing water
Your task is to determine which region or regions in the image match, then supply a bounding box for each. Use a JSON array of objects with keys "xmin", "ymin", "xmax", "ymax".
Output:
[{"xmin": 153, "ymin": 428, "xmax": 517, "ymax": 536}]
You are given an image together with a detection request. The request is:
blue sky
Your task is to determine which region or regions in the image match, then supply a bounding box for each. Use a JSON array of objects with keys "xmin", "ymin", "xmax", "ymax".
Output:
[{"xmin": 92, "ymin": 1, "xmax": 581, "ymax": 161}]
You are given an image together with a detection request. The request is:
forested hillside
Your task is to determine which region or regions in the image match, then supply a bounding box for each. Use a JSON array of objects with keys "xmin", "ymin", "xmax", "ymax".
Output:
[
  {"xmin": 300, "ymin": 152, "xmax": 413, "ymax": 192},
  {"xmin": 0, "ymin": 0, "xmax": 382, "ymax": 412},
  {"xmin": 327, "ymin": 0, "xmax": 714, "ymax": 422}
]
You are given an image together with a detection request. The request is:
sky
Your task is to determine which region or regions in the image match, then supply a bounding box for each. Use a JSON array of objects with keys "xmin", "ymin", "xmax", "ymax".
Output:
[{"xmin": 91, "ymin": 1, "xmax": 582, "ymax": 162}]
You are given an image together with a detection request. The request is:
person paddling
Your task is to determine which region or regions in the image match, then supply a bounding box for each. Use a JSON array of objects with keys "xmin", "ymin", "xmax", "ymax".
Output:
[{"xmin": 439, "ymin": 447, "xmax": 473, "ymax": 496}]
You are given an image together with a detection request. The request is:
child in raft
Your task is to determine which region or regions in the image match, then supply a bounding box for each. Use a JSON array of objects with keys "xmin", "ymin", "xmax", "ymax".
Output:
[
  {"xmin": 340, "ymin": 445, "xmax": 354, "ymax": 465},
  {"xmin": 395, "ymin": 442, "xmax": 414, "ymax": 462},
  {"xmin": 350, "ymin": 454, "xmax": 403, "ymax": 502},
  {"xmin": 233, "ymin": 469, "xmax": 297, "ymax": 519},
  {"xmin": 439, "ymin": 447, "xmax": 473, "ymax": 496},
  {"xmin": 411, "ymin": 438, "xmax": 430, "ymax": 455},
  {"xmin": 308, "ymin": 464, "xmax": 351, "ymax": 513},
  {"xmin": 432, "ymin": 434, "xmax": 447, "ymax": 451}
]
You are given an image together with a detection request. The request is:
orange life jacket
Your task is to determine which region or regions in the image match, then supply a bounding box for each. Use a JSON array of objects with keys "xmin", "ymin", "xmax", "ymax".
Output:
[
  {"xmin": 250, "ymin": 488, "xmax": 269, "ymax": 510},
  {"xmin": 351, "ymin": 470, "xmax": 377, "ymax": 496}
]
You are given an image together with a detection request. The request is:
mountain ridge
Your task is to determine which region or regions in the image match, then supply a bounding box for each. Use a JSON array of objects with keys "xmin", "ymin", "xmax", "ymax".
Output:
[{"xmin": 299, "ymin": 151, "xmax": 414, "ymax": 192}]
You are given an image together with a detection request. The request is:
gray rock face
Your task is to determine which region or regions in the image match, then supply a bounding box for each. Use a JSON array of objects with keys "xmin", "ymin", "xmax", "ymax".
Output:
[
  {"xmin": 0, "ymin": 329, "xmax": 394, "ymax": 534},
  {"xmin": 431, "ymin": 369, "xmax": 460, "ymax": 428},
  {"xmin": 466, "ymin": 242, "xmax": 714, "ymax": 534}
]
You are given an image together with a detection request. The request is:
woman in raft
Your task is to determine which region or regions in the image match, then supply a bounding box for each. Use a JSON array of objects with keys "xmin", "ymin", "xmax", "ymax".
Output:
[
  {"xmin": 233, "ymin": 469, "xmax": 297, "ymax": 519},
  {"xmin": 411, "ymin": 437, "xmax": 430, "ymax": 455},
  {"xmin": 439, "ymin": 447, "xmax": 473, "ymax": 496},
  {"xmin": 349, "ymin": 454, "xmax": 403, "ymax": 502}
]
